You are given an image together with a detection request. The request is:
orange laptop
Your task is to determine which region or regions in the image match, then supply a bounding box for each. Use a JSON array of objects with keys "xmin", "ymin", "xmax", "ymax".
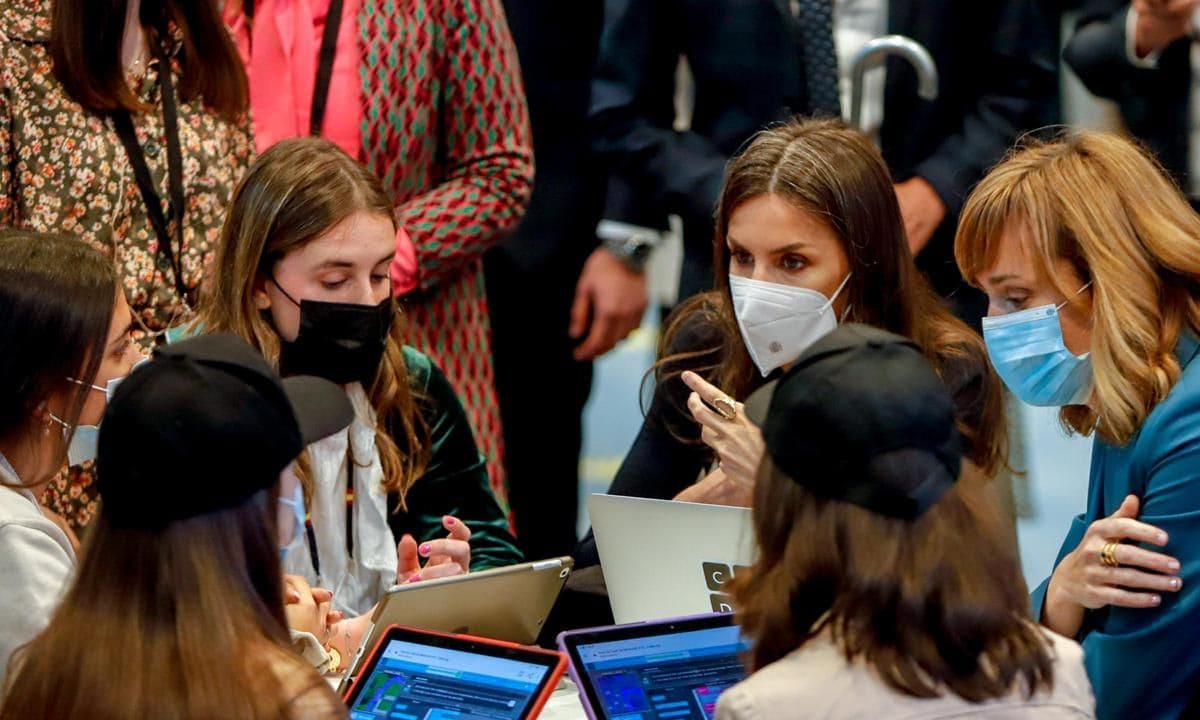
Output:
[{"xmin": 343, "ymin": 624, "xmax": 567, "ymax": 720}]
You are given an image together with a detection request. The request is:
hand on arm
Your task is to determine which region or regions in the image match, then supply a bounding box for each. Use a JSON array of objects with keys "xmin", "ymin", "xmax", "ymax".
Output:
[{"xmin": 1043, "ymin": 494, "xmax": 1181, "ymax": 638}]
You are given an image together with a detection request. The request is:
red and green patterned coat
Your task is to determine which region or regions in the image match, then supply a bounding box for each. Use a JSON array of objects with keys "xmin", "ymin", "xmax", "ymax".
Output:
[{"xmin": 359, "ymin": 0, "xmax": 533, "ymax": 505}]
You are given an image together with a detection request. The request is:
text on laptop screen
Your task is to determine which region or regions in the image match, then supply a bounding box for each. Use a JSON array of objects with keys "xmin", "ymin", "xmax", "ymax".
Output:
[
  {"xmin": 349, "ymin": 639, "xmax": 551, "ymax": 720},
  {"xmin": 576, "ymin": 626, "xmax": 750, "ymax": 720}
]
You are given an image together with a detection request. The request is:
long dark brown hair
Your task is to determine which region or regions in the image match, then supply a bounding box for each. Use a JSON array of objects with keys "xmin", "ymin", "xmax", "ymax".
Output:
[
  {"xmin": 50, "ymin": 0, "xmax": 248, "ymax": 119},
  {"xmin": 0, "ymin": 232, "xmax": 117, "ymax": 485},
  {"xmin": 199, "ymin": 137, "xmax": 429, "ymax": 505},
  {"xmin": 0, "ymin": 489, "xmax": 334, "ymax": 718},
  {"xmin": 656, "ymin": 118, "xmax": 1007, "ymax": 475},
  {"xmin": 731, "ymin": 461, "xmax": 1055, "ymax": 701}
]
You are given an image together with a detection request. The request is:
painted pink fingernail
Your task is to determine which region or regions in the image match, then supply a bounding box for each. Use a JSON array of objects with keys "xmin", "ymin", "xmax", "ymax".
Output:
[
  {"xmin": 409, "ymin": 573, "xmax": 421, "ymax": 582},
  {"xmin": 1171, "ymin": 578, "xmax": 1181, "ymax": 589},
  {"xmin": 445, "ymin": 517, "xmax": 456, "ymax": 526},
  {"xmin": 1170, "ymin": 560, "xmax": 1181, "ymax": 572},
  {"xmin": 1158, "ymin": 533, "xmax": 1168, "ymax": 544},
  {"xmin": 419, "ymin": 543, "xmax": 432, "ymax": 556},
  {"xmin": 1152, "ymin": 595, "xmax": 1161, "ymax": 605}
]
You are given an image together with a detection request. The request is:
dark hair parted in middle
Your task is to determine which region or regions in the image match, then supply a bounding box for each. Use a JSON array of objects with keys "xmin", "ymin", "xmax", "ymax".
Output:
[{"xmin": 654, "ymin": 117, "xmax": 1007, "ymax": 475}]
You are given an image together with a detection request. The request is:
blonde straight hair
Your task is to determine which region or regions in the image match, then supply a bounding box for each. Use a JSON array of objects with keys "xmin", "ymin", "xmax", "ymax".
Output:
[
  {"xmin": 956, "ymin": 131, "xmax": 1200, "ymax": 445},
  {"xmin": 199, "ymin": 137, "xmax": 428, "ymax": 503}
]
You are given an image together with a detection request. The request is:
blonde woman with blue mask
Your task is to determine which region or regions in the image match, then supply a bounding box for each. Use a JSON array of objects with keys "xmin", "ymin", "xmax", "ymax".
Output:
[{"xmin": 956, "ymin": 130, "xmax": 1200, "ymax": 719}]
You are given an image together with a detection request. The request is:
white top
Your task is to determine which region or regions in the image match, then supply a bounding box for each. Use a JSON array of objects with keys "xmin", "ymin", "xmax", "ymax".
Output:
[
  {"xmin": 281, "ymin": 384, "xmax": 398, "ymax": 616},
  {"xmin": 715, "ymin": 629, "xmax": 1096, "ymax": 719},
  {"xmin": 0, "ymin": 453, "xmax": 76, "ymax": 687},
  {"xmin": 834, "ymin": 0, "xmax": 889, "ymax": 139}
]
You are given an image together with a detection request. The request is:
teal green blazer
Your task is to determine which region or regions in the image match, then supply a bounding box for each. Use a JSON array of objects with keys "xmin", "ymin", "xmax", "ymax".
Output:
[{"xmin": 1032, "ymin": 333, "xmax": 1200, "ymax": 718}]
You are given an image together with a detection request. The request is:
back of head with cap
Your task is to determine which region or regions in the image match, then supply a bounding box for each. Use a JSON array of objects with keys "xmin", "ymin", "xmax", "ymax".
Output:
[
  {"xmin": 746, "ymin": 323, "xmax": 962, "ymax": 520},
  {"xmin": 96, "ymin": 332, "xmax": 352, "ymax": 528},
  {"xmin": 731, "ymin": 324, "xmax": 1052, "ymax": 703},
  {"xmin": 0, "ymin": 333, "xmax": 354, "ymax": 720}
]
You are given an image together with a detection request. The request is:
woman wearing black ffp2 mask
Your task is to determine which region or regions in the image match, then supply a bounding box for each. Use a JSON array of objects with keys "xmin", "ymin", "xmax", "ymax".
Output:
[{"xmin": 272, "ymin": 279, "xmax": 393, "ymax": 388}]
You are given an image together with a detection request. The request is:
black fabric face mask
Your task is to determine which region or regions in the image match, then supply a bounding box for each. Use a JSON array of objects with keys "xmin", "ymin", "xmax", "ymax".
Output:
[{"xmin": 273, "ymin": 280, "xmax": 394, "ymax": 386}]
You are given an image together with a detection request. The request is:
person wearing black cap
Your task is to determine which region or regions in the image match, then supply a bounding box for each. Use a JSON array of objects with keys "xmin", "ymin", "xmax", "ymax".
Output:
[
  {"xmin": 0, "ymin": 333, "xmax": 355, "ymax": 719},
  {"xmin": 717, "ymin": 324, "xmax": 1094, "ymax": 718}
]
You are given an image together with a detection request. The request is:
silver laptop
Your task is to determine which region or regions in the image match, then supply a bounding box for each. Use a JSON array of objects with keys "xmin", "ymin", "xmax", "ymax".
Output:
[{"xmin": 588, "ymin": 494, "xmax": 755, "ymax": 624}]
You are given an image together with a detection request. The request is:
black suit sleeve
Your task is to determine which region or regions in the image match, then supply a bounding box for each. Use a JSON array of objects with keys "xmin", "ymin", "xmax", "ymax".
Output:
[
  {"xmin": 590, "ymin": 0, "xmax": 727, "ymax": 229},
  {"xmin": 1064, "ymin": 1, "xmax": 1192, "ymax": 99},
  {"xmin": 1063, "ymin": 1, "xmax": 1141, "ymax": 100},
  {"xmin": 914, "ymin": 0, "xmax": 1059, "ymax": 217}
]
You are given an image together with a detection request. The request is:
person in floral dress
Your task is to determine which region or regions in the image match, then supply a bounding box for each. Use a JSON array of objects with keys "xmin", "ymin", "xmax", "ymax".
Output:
[
  {"xmin": 225, "ymin": 0, "xmax": 533, "ymax": 509},
  {"xmin": 0, "ymin": 0, "xmax": 254, "ymax": 530}
]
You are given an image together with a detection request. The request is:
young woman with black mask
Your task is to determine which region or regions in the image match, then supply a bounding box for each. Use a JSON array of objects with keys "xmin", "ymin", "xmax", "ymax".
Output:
[{"xmin": 199, "ymin": 137, "xmax": 523, "ymax": 673}]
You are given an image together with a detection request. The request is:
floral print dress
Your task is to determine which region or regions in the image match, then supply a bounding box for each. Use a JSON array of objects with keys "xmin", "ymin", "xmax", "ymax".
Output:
[{"xmin": 0, "ymin": 0, "xmax": 254, "ymax": 529}]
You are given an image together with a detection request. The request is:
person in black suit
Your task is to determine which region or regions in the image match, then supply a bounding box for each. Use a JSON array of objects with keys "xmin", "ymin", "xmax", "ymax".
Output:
[
  {"xmin": 590, "ymin": 0, "xmax": 1060, "ymax": 328},
  {"xmin": 1064, "ymin": 0, "xmax": 1200, "ymax": 198},
  {"xmin": 487, "ymin": 0, "xmax": 644, "ymax": 561}
]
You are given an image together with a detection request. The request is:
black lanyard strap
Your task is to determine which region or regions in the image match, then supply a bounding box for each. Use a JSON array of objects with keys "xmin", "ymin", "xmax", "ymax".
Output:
[
  {"xmin": 304, "ymin": 457, "xmax": 356, "ymax": 578},
  {"xmin": 310, "ymin": 0, "xmax": 343, "ymax": 136},
  {"xmin": 242, "ymin": 0, "xmax": 344, "ymax": 136},
  {"xmin": 111, "ymin": 33, "xmax": 192, "ymax": 305}
]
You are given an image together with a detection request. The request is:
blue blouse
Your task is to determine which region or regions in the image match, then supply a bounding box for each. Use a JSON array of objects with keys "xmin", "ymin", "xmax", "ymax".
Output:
[{"xmin": 1032, "ymin": 333, "xmax": 1200, "ymax": 719}]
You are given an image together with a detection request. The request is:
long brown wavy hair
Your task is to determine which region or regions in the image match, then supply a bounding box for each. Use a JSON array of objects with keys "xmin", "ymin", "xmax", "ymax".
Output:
[
  {"xmin": 656, "ymin": 118, "xmax": 1007, "ymax": 475},
  {"xmin": 957, "ymin": 131, "xmax": 1200, "ymax": 446},
  {"xmin": 0, "ymin": 489, "xmax": 336, "ymax": 718},
  {"xmin": 199, "ymin": 137, "xmax": 429, "ymax": 504},
  {"xmin": 731, "ymin": 461, "xmax": 1055, "ymax": 701}
]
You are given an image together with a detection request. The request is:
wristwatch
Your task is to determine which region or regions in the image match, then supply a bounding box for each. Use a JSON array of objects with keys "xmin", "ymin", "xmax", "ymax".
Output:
[{"xmin": 602, "ymin": 232, "xmax": 656, "ymax": 272}]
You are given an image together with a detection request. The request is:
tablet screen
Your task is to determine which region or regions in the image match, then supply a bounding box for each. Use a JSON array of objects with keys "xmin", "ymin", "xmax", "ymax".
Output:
[
  {"xmin": 348, "ymin": 635, "xmax": 556, "ymax": 720},
  {"xmin": 571, "ymin": 623, "xmax": 750, "ymax": 720}
]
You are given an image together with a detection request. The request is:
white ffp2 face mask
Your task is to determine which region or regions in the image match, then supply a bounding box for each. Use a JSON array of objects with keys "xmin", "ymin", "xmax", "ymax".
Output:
[{"xmin": 729, "ymin": 273, "xmax": 850, "ymax": 376}]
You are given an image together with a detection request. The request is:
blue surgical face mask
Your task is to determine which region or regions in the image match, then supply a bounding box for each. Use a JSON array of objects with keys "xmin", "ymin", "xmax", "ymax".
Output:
[
  {"xmin": 49, "ymin": 358, "xmax": 148, "ymax": 466},
  {"xmin": 278, "ymin": 482, "xmax": 306, "ymax": 560},
  {"xmin": 981, "ymin": 285, "xmax": 1093, "ymax": 407}
]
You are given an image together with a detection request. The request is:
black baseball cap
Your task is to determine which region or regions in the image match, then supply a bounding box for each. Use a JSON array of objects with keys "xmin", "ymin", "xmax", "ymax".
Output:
[
  {"xmin": 744, "ymin": 324, "xmax": 962, "ymax": 521},
  {"xmin": 96, "ymin": 333, "xmax": 354, "ymax": 528}
]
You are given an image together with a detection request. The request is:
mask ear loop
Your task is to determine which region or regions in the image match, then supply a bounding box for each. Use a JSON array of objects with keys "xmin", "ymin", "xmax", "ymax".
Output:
[
  {"xmin": 1055, "ymin": 281, "xmax": 1093, "ymax": 311},
  {"xmin": 270, "ymin": 276, "xmax": 303, "ymax": 308},
  {"xmin": 826, "ymin": 273, "xmax": 853, "ymax": 314}
]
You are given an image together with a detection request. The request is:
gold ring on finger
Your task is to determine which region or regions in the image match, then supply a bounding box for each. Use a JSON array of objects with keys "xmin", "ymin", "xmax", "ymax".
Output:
[
  {"xmin": 1100, "ymin": 541, "xmax": 1121, "ymax": 568},
  {"xmin": 712, "ymin": 395, "xmax": 738, "ymax": 421}
]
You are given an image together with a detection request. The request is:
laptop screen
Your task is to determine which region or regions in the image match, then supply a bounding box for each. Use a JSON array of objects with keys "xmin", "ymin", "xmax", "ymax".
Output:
[
  {"xmin": 572, "ymin": 623, "xmax": 750, "ymax": 720},
  {"xmin": 348, "ymin": 637, "xmax": 556, "ymax": 720}
]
